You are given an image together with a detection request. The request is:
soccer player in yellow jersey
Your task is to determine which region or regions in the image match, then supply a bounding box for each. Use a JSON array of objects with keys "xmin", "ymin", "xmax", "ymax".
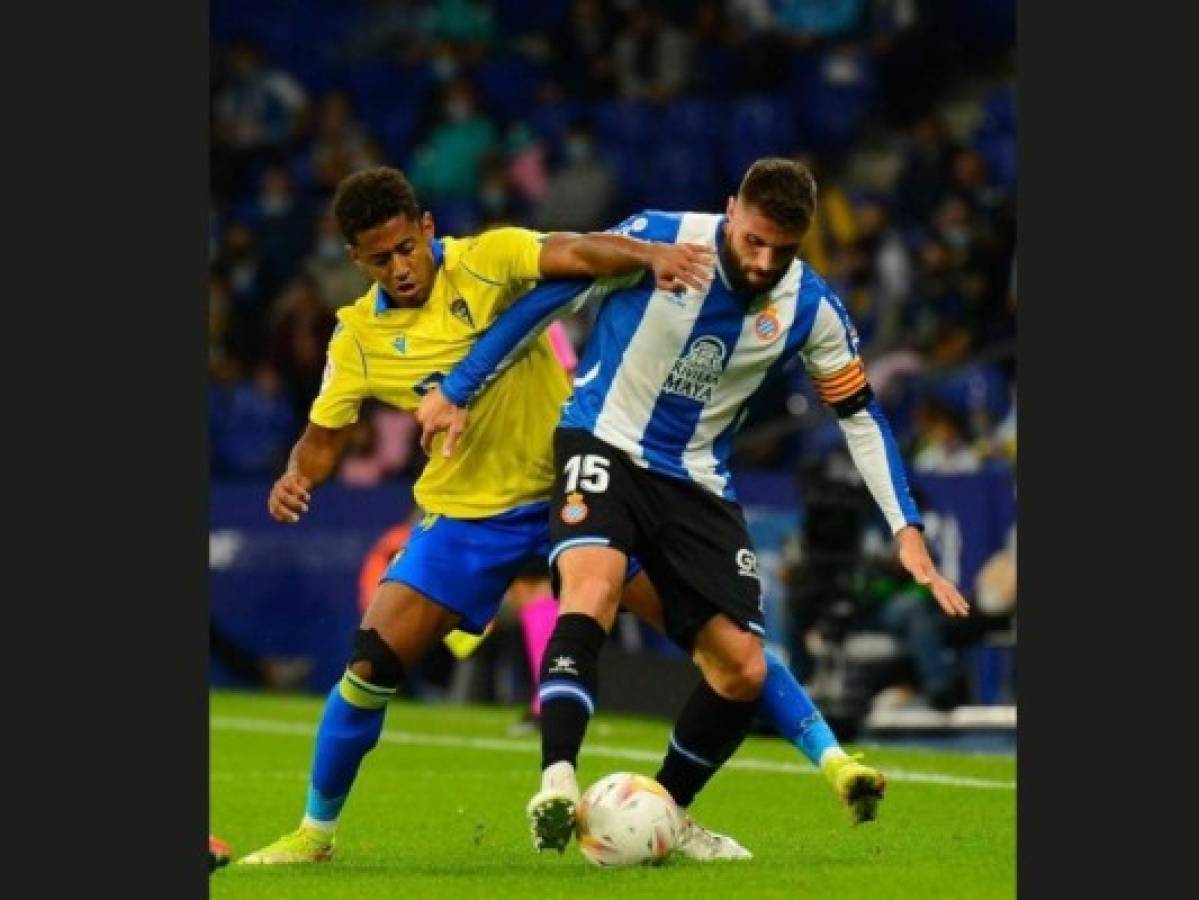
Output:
[{"xmin": 240, "ymin": 167, "xmax": 714, "ymax": 865}]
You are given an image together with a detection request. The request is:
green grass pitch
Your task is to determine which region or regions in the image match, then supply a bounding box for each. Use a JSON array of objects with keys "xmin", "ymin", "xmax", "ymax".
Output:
[{"xmin": 211, "ymin": 690, "xmax": 1014, "ymax": 899}]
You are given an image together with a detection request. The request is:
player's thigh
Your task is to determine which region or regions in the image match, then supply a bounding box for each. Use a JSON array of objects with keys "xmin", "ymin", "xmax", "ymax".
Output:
[
  {"xmin": 381, "ymin": 507, "xmax": 544, "ymax": 638},
  {"xmin": 549, "ymin": 428, "xmax": 645, "ymax": 629},
  {"xmin": 548, "ymin": 428, "xmax": 640, "ymax": 573},
  {"xmin": 555, "ymin": 545, "xmax": 627, "ymax": 631},
  {"xmin": 635, "ymin": 477, "xmax": 766, "ymax": 654},
  {"xmin": 360, "ymin": 580, "xmax": 462, "ymax": 669},
  {"xmin": 506, "ymin": 574, "xmax": 552, "ymax": 610},
  {"xmin": 691, "ymin": 613, "xmax": 767, "ymax": 701},
  {"xmin": 619, "ymin": 570, "xmax": 666, "ymax": 633}
]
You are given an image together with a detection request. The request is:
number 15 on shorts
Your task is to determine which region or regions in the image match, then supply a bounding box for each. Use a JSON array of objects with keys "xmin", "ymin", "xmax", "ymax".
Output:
[{"xmin": 563, "ymin": 454, "xmax": 610, "ymax": 493}]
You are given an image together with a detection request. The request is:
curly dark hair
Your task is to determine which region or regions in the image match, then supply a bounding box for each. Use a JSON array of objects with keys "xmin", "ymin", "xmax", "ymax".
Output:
[
  {"xmin": 737, "ymin": 158, "xmax": 818, "ymax": 233},
  {"xmin": 332, "ymin": 167, "xmax": 422, "ymax": 245}
]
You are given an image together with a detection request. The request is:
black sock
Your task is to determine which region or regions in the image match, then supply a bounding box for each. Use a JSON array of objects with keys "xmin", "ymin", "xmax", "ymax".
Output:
[
  {"xmin": 655, "ymin": 679, "xmax": 758, "ymax": 808},
  {"xmin": 538, "ymin": 613, "xmax": 608, "ymax": 770}
]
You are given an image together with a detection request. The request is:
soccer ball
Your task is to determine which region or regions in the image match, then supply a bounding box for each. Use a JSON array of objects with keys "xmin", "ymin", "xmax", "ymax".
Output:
[{"xmin": 575, "ymin": 773, "xmax": 682, "ymax": 867}]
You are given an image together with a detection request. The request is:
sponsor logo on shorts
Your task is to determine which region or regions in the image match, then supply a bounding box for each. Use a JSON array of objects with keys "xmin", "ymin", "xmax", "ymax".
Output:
[
  {"xmin": 735, "ymin": 548, "xmax": 759, "ymax": 579},
  {"xmin": 754, "ymin": 307, "xmax": 781, "ymax": 343},
  {"xmin": 561, "ymin": 492, "xmax": 589, "ymax": 524}
]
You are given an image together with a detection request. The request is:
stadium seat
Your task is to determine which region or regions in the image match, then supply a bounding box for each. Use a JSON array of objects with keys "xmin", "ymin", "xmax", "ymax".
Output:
[
  {"xmin": 428, "ymin": 198, "xmax": 481, "ymax": 238},
  {"xmin": 792, "ymin": 50, "xmax": 878, "ymax": 151},
  {"xmin": 661, "ymin": 99, "xmax": 725, "ymax": 149},
  {"xmin": 476, "ymin": 55, "xmax": 543, "ymax": 122},
  {"xmin": 592, "ymin": 100, "xmax": 658, "ymax": 145},
  {"xmin": 528, "ymin": 100, "xmax": 585, "ymax": 146},
  {"xmin": 641, "ymin": 142, "xmax": 719, "ymax": 211},
  {"xmin": 599, "ymin": 142, "xmax": 650, "ymax": 210},
  {"xmin": 930, "ymin": 363, "xmax": 1012, "ymax": 424}
]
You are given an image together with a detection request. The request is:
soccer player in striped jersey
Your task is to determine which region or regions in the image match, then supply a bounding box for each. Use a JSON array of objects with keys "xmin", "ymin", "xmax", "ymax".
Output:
[
  {"xmin": 416, "ymin": 158, "xmax": 970, "ymax": 858},
  {"xmin": 239, "ymin": 167, "xmax": 714, "ymax": 865}
]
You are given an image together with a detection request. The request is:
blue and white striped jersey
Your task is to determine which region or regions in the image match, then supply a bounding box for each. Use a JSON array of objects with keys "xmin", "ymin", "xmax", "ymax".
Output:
[{"xmin": 440, "ymin": 210, "xmax": 922, "ymax": 534}]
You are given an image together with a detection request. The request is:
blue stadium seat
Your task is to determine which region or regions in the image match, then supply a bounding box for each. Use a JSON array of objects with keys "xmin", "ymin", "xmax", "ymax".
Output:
[
  {"xmin": 592, "ymin": 100, "xmax": 658, "ymax": 145},
  {"xmin": 931, "ymin": 363, "xmax": 1012, "ymax": 424},
  {"xmin": 476, "ymin": 54, "xmax": 543, "ymax": 122},
  {"xmin": 528, "ymin": 100, "xmax": 585, "ymax": 145},
  {"xmin": 599, "ymin": 142, "xmax": 650, "ymax": 210},
  {"xmin": 429, "ymin": 199, "xmax": 482, "ymax": 238},
  {"xmin": 661, "ymin": 100, "xmax": 725, "ymax": 149},
  {"xmin": 792, "ymin": 50, "xmax": 878, "ymax": 151},
  {"xmin": 491, "ymin": 0, "xmax": 570, "ymax": 34},
  {"xmin": 980, "ymin": 87, "xmax": 1016, "ymax": 138},
  {"xmin": 976, "ymin": 134, "xmax": 1016, "ymax": 190},
  {"xmin": 376, "ymin": 107, "xmax": 423, "ymax": 167},
  {"xmin": 641, "ymin": 142, "xmax": 719, "ymax": 211},
  {"xmin": 728, "ymin": 95, "xmax": 797, "ymax": 148},
  {"xmin": 716, "ymin": 95, "xmax": 800, "ymax": 184}
]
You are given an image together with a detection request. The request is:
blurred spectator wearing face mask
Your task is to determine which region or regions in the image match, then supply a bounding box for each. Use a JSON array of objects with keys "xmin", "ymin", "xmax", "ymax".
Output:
[
  {"xmin": 213, "ymin": 221, "xmax": 279, "ymax": 365},
  {"xmin": 267, "ymin": 275, "xmax": 338, "ymax": 422},
  {"xmin": 905, "ymin": 236, "xmax": 975, "ymax": 365},
  {"xmin": 409, "ymin": 78, "xmax": 499, "ymax": 201},
  {"xmin": 896, "ymin": 115, "xmax": 958, "ymax": 228},
  {"xmin": 505, "ymin": 123, "xmax": 549, "ymax": 206},
  {"xmin": 551, "ymin": 0, "xmax": 619, "ymax": 100},
  {"xmin": 798, "ymin": 155, "xmax": 859, "ymax": 278},
  {"xmin": 302, "ymin": 212, "xmax": 371, "ymax": 312},
  {"xmin": 308, "ymin": 91, "xmax": 376, "ymax": 192},
  {"xmin": 213, "ymin": 42, "xmax": 309, "ymax": 150},
  {"xmin": 775, "ymin": 0, "xmax": 867, "ymax": 43},
  {"xmin": 210, "ymin": 362, "xmax": 298, "ymax": 478},
  {"xmin": 533, "ymin": 121, "xmax": 615, "ymax": 233},
  {"xmin": 613, "ymin": 4, "xmax": 691, "ymax": 103},
  {"xmin": 209, "ymin": 272, "xmax": 240, "ymax": 384},
  {"xmin": 911, "ymin": 401, "xmax": 981, "ymax": 474},
  {"xmin": 255, "ymin": 165, "xmax": 313, "ymax": 283}
]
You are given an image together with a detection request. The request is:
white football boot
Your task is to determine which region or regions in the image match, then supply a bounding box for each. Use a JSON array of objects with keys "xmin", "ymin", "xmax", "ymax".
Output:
[
  {"xmin": 674, "ymin": 814, "xmax": 753, "ymax": 861},
  {"xmin": 526, "ymin": 761, "xmax": 580, "ymax": 853}
]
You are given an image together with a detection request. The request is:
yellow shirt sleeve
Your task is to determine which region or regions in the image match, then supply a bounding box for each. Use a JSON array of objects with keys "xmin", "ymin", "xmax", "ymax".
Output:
[
  {"xmin": 460, "ymin": 226, "xmax": 546, "ymax": 287},
  {"xmin": 309, "ymin": 324, "xmax": 369, "ymax": 428}
]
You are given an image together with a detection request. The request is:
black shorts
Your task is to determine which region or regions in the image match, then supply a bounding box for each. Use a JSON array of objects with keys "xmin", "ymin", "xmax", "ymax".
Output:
[{"xmin": 548, "ymin": 427, "xmax": 765, "ymax": 651}]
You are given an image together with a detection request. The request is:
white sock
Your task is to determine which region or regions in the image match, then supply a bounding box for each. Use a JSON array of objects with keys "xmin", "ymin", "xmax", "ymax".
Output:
[
  {"xmin": 819, "ymin": 746, "xmax": 850, "ymax": 772},
  {"xmin": 301, "ymin": 815, "xmax": 337, "ymax": 835},
  {"xmin": 541, "ymin": 760, "xmax": 577, "ymax": 792}
]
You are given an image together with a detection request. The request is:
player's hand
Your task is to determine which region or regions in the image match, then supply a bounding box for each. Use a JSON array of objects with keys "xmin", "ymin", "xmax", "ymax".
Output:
[
  {"xmin": 268, "ymin": 471, "xmax": 312, "ymax": 524},
  {"xmin": 895, "ymin": 526, "xmax": 970, "ymax": 617},
  {"xmin": 648, "ymin": 242, "xmax": 715, "ymax": 293},
  {"xmin": 416, "ymin": 385, "xmax": 470, "ymax": 458}
]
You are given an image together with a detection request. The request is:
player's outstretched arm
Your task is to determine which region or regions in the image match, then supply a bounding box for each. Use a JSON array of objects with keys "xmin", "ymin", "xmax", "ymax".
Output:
[
  {"xmin": 267, "ymin": 423, "xmax": 350, "ymax": 524},
  {"xmin": 836, "ymin": 406, "xmax": 968, "ymax": 617},
  {"xmin": 539, "ymin": 232, "xmax": 714, "ymax": 293},
  {"xmin": 801, "ymin": 291, "xmax": 969, "ymax": 617}
]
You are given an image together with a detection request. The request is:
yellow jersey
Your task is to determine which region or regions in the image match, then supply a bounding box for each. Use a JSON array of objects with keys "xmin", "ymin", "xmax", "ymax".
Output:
[{"xmin": 309, "ymin": 227, "xmax": 571, "ymax": 519}]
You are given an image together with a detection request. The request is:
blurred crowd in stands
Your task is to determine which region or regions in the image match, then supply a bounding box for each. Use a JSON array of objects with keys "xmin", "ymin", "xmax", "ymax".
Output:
[
  {"xmin": 209, "ymin": 0, "xmax": 1016, "ymax": 488},
  {"xmin": 209, "ymin": 0, "xmax": 1017, "ymax": 713}
]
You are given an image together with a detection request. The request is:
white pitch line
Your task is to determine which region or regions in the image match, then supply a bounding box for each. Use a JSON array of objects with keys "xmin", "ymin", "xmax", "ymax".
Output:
[{"xmin": 211, "ymin": 715, "xmax": 1015, "ymax": 792}]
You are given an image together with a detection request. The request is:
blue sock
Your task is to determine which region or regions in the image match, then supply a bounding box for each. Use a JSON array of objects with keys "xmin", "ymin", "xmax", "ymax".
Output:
[
  {"xmin": 304, "ymin": 671, "xmax": 395, "ymax": 826},
  {"xmin": 757, "ymin": 650, "xmax": 841, "ymax": 767}
]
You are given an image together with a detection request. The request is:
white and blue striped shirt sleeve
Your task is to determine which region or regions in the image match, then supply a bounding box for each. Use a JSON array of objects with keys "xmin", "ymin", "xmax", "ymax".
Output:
[{"xmin": 801, "ymin": 294, "xmax": 922, "ymax": 535}]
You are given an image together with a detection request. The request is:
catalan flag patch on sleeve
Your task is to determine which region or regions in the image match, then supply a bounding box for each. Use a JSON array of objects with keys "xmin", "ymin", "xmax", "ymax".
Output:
[{"xmin": 814, "ymin": 358, "xmax": 867, "ymax": 404}]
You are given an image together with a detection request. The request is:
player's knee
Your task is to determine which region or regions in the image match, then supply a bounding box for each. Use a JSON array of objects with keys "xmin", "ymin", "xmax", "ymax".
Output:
[
  {"xmin": 559, "ymin": 569, "xmax": 623, "ymax": 619},
  {"xmin": 706, "ymin": 645, "xmax": 766, "ymax": 701},
  {"xmin": 347, "ymin": 627, "xmax": 405, "ymax": 689}
]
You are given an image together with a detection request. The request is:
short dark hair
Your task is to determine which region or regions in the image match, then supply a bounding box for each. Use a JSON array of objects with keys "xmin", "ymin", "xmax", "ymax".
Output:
[
  {"xmin": 332, "ymin": 167, "xmax": 421, "ymax": 245},
  {"xmin": 737, "ymin": 158, "xmax": 818, "ymax": 232}
]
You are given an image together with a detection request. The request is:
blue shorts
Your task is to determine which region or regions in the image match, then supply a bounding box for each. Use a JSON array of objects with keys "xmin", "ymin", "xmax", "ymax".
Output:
[{"xmin": 382, "ymin": 501, "xmax": 641, "ymax": 635}]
